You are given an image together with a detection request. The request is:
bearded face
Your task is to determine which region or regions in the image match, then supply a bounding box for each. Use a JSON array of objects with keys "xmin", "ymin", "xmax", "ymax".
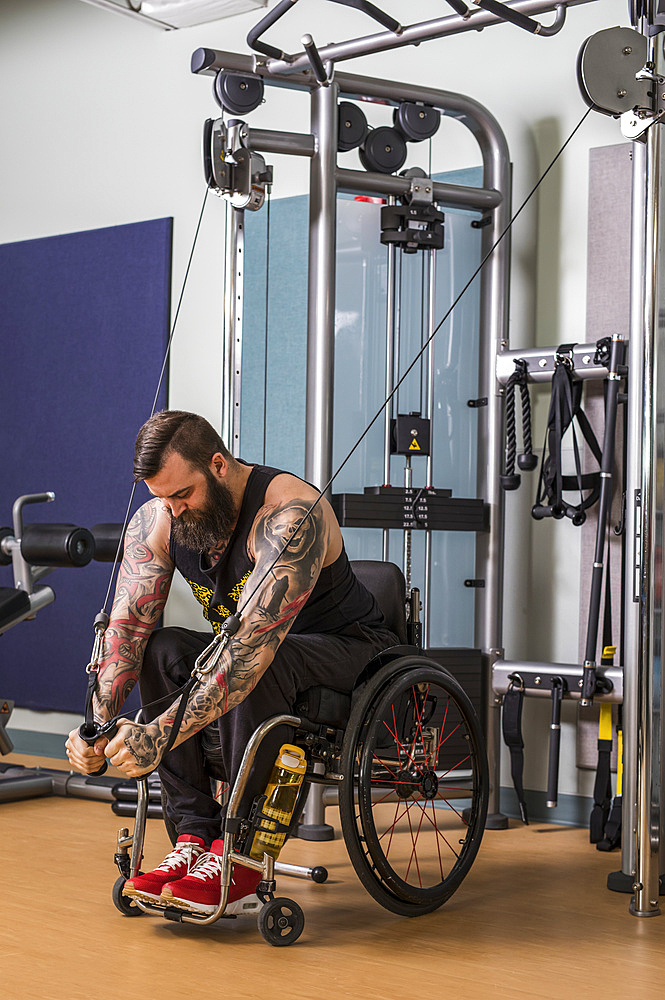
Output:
[{"xmin": 169, "ymin": 468, "xmax": 237, "ymax": 553}]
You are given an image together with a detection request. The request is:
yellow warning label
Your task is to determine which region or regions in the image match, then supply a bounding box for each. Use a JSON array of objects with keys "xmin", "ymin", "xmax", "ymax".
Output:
[{"xmin": 409, "ymin": 438, "xmax": 421, "ymax": 451}]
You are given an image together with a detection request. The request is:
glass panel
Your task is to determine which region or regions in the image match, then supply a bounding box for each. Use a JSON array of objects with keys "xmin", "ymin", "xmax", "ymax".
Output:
[{"xmin": 243, "ymin": 169, "xmax": 482, "ymax": 646}]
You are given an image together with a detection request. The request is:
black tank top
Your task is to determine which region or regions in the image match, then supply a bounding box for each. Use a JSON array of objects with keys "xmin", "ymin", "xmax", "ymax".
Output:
[{"xmin": 169, "ymin": 463, "xmax": 384, "ymax": 636}]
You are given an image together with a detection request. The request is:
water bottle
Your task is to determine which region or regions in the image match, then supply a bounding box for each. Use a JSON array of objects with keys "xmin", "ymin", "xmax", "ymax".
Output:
[{"xmin": 249, "ymin": 744, "xmax": 307, "ymax": 861}]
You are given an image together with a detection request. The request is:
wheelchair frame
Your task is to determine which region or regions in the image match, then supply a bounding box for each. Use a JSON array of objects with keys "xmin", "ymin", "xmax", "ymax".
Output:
[{"xmin": 111, "ymin": 646, "xmax": 489, "ymax": 946}]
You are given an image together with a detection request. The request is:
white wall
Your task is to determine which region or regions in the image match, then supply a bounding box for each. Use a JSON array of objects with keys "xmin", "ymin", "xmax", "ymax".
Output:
[{"xmin": 1, "ymin": 0, "xmax": 628, "ymax": 800}]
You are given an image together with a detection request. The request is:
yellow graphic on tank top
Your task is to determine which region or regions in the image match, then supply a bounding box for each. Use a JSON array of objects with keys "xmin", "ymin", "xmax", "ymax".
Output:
[
  {"xmin": 228, "ymin": 570, "xmax": 251, "ymax": 605},
  {"xmin": 184, "ymin": 576, "xmax": 231, "ymax": 633},
  {"xmin": 184, "ymin": 571, "xmax": 252, "ymax": 635}
]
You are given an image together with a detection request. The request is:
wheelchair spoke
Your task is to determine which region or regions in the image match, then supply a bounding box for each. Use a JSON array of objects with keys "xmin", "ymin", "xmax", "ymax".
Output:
[
  {"xmin": 339, "ymin": 657, "xmax": 488, "ymax": 915},
  {"xmin": 405, "ymin": 801, "xmax": 425, "ymax": 886},
  {"xmin": 432, "ymin": 696, "xmax": 450, "ymax": 770},
  {"xmin": 380, "ymin": 719, "xmax": 424, "ymax": 776},
  {"xmin": 412, "ymin": 683, "xmax": 431, "ymax": 768},
  {"xmin": 392, "ymin": 704, "xmax": 403, "ymax": 768},
  {"xmin": 439, "ymin": 754, "xmax": 472, "ymax": 779}
]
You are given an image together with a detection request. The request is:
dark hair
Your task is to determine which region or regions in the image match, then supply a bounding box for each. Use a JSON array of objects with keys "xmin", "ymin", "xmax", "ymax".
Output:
[{"xmin": 133, "ymin": 410, "xmax": 231, "ymax": 482}]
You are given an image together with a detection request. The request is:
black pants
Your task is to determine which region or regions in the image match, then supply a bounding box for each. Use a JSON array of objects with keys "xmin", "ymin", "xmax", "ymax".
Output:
[{"xmin": 139, "ymin": 623, "xmax": 397, "ymax": 845}]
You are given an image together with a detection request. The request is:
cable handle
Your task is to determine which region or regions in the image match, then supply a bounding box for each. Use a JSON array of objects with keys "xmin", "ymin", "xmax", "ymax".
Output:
[{"xmin": 77, "ymin": 717, "xmax": 120, "ymax": 777}]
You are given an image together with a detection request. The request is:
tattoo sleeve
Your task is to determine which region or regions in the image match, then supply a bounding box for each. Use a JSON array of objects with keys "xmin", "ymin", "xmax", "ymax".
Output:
[
  {"xmin": 146, "ymin": 497, "xmax": 328, "ymax": 758},
  {"xmin": 93, "ymin": 502, "xmax": 173, "ymax": 722}
]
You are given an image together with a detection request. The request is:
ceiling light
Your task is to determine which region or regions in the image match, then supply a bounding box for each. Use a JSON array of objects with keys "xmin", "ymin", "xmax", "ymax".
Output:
[{"xmin": 78, "ymin": 0, "xmax": 267, "ymax": 30}]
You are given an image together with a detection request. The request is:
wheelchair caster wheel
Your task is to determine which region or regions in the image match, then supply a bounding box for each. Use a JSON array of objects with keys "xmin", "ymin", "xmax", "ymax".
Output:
[
  {"xmin": 112, "ymin": 876, "xmax": 145, "ymax": 917},
  {"xmin": 257, "ymin": 897, "xmax": 304, "ymax": 947},
  {"xmin": 311, "ymin": 866, "xmax": 328, "ymax": 884}
]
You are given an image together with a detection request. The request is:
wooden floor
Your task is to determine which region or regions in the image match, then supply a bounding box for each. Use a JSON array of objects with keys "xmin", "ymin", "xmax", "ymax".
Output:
[{"xmin": 3, "ymin": 757, "xmax": 665, "ymax": 1000}]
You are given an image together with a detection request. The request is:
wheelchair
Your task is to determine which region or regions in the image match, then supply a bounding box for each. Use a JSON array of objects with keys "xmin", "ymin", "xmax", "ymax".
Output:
[{"xmin": 110, "ymin": 561, "xmax": 489, "ymax": 946}]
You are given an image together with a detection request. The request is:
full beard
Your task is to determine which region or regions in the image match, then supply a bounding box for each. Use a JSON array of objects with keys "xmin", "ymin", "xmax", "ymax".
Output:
[{"xmin": 169, "ymin": 471, "xmax": 237, "ymax": 553}]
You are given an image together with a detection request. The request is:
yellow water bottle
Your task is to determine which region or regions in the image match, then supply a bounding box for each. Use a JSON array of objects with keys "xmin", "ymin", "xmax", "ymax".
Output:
[{"xmin": 249, "ymin": 744, "xmax": 307, "ymax": 861}]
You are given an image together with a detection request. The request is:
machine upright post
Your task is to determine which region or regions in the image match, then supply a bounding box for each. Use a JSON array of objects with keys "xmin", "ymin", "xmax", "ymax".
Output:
[
  {"xmin": 301, "ymin": 80, "xmax": 339, "ymax": 841},
  {"xmin": 304, "ymin": 82, "xmax": 339, "ymax": 493},
  {"xmin": 222, "ymin": 207, "xmax": 245, "ymax": 456},
  {"xmin": 630, "ymin": 69, "xmax": 664, "ymax": 915},
  {"xmin": 618, "ymin": 139, "xmax": 647, "ymax": 892},
  {"xmin": 424, "ymin": 247, "xmax": 437, "ymax": 650},
  {"xmin": 473, "ymin": 113, "xmax": 512, "ymax": 828},
  {"xmin": 383, "ymin": 201, "xmax": 398, "ymax": 563}
]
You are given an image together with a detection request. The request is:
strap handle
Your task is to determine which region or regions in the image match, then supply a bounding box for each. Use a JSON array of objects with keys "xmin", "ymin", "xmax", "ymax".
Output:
[{"xmin": 502, "ymin": 675, "xmax": 528, "ymax": 824}]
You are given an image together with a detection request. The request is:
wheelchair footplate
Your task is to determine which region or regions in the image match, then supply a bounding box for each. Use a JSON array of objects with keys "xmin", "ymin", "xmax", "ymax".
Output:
[{"xmin": 112, "ymin": 831, "xmax": 305, "ymax": 947}]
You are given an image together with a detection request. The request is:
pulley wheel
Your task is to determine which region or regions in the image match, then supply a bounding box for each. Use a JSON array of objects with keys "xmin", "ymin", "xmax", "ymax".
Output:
[
  {"xmin": 359, "ymin": 127, "xmax": 407, "ymax": 175},
  {"xmin": 393, "ymin": 102, "xmax": 440, "ymax": 142},
  {"xmin": 338, "ymin": 101, "xmax": 368, "ymax": 152},
  {"xmin": 213, "ymin": 71, "xmax": 264, "ymax": 115},
  {"xmin": 577, "ymin": 26, "xmax": 648, "ymax": 116}
]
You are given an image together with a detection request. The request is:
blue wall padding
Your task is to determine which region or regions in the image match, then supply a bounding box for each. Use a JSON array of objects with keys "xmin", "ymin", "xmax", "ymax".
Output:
[{"xmin": 0, "ymin": 218, "xmax": 172, "ymax": 713}]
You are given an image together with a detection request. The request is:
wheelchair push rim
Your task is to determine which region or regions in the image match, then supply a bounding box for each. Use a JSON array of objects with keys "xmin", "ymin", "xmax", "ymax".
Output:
[{"xmin": 339, "ymin": 658, "xmax": 488, "ymax": 915}]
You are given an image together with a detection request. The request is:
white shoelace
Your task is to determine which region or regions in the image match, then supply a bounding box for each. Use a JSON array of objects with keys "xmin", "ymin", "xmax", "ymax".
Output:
[
  {"xmin": 155, "ymin": 843, "xmax": 203, "ymax": 874},
  {"xmin": 187, "ymin": 852, "xmax": 224, "ymax": 882}
]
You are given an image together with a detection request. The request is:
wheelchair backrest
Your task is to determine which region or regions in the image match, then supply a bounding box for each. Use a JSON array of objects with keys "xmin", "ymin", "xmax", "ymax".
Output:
[{"xmin": 350, "ymin": 560, "xmax": 408, "ymax": 644}]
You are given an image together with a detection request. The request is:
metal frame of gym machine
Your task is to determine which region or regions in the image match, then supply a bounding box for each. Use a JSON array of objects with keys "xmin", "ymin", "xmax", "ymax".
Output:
[
  {"xmin": 192, "ymin": 28, "xmax": 515, "ymax": 839},
  {"xmin": 192, "ymin": 0, "xmax": 665, "ymax": 916}
]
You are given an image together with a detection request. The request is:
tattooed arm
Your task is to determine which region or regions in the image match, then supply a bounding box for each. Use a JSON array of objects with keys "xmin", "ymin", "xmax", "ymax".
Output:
[
  {"xmin": 105, "ymin": 494, "xmax": 329, "ymax": 777},
  {"xmin": 65, "ymin": 499, "xmax": 173, "ymax": 774},
  {"xmin": 92, "ymin": 499, "xmax": 173, "ymax": 720}
]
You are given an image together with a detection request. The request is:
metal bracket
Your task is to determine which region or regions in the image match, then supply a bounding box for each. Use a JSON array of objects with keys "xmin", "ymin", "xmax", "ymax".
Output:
[{"xmin": 493, "ymin": 659, "xmax": 623, "ymax": 703}]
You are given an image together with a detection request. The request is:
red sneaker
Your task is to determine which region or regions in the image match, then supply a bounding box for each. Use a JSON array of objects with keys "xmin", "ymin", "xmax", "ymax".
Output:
[
  {"xmin": 122, "ymin": 835, "xmax": 206, "ymax": 904},
  {"xmin": 161, "ymin": 838, "xmax": 262, "ymax": 916}
]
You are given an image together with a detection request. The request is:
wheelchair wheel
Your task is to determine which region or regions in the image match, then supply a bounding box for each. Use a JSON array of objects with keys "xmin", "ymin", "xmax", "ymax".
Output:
[{"xmin": 339, "ymin": 657, "xmax": 488, "ymax": 916}]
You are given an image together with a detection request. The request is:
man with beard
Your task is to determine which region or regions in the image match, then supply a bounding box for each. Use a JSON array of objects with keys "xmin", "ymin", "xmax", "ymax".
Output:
[{"xmin": 65, "ymin": 410, "xmax": 397, "ymax": 915}]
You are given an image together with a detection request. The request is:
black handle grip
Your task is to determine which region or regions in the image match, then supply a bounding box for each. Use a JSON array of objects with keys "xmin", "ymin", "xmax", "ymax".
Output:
[
  {"xmin": 546, "ymin": 681, "xmax": 564, "ymax": 808},
  {"xmin": 78, "ymin": 719, "xmax": 120, "ymax": 777},
  {"xmin": 474, "ymin": 0, "xmax": 540, "ymax": 33}
]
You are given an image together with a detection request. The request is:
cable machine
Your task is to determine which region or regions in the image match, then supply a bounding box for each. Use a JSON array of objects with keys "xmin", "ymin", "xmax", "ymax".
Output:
[{"xmin": 193, "ymin": 44, "xmax": 514, "ymax": 836}]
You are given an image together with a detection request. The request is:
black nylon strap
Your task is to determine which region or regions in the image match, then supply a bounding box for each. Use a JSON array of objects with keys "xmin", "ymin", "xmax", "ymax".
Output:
[
  {"xmin": 590, "ymin": 738, "xmax": 612, "ymax": 843},
  {"xmin": 502, "ymin": 683, "xmax": 528, "ymax": 824},
  {"xmin": 535, "ymin": 352, "xmax": 602, "ymax": 518},
  {"xmin": 155, "ymin": 673, "xmax": 200, "ymax": 767}
]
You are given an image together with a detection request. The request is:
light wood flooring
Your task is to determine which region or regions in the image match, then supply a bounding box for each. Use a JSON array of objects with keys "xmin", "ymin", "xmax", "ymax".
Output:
[{"xmin": 2, "ymin": 753, "xmax": 665, "ymax": 1000}]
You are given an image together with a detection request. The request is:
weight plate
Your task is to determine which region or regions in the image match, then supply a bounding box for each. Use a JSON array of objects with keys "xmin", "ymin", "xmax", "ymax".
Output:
[{"xmin": 359, "ymin": 127, "xmax": 407, "ymax": 175}]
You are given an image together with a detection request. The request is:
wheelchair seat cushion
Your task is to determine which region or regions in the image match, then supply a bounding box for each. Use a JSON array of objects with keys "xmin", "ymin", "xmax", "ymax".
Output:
[{"xmin": 295, "ymin": 686, "xmax": 352, "ymax": 728}]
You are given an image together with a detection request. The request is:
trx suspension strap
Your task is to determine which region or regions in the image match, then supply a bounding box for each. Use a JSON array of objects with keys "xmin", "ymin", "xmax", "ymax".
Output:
[
  {"xmin": 597, "ymin": 705, "xmax": 623, "ymax": 852},
  {"xmin": 532, "ymin": 344, "xmax": 602, "ymax": 525},
  {"xmin": 589, "ymin": 555, "xmax": 616, "ymax": 843},
  {"xmin": 590, "ymin": 695, "xmax": 614, "ymax": 844},
  {"xmin": 502, "ymin": 673, "xmax": 528, "ymax": 824}
]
